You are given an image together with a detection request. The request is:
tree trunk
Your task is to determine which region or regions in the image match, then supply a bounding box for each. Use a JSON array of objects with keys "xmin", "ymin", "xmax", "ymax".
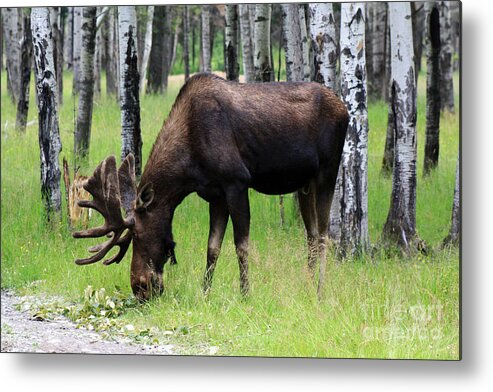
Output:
[
  {"xmin": 298, "ymin": 5, "xmax": 311, "ymax": 82},
  {"xmin": 72, "ymin": 7, "xmax": 82, "ymax": 95},
  {"xmin": 49, "ymin": 7, "xmax": 63, "ymax": 104},
  {"xmin": 118, "ymin": 6, "xmax": 142, "ymax": 178},
  {"xmin": 368, "ymin": 2, "xmax": 387, "ymax": 100},
  {"xmin": 439, "ymin": 1, "xmax": 454, "ymax": 112},
  {"xmin": 31, "ymin": 7, "xmax": 63, "ymax": 221},
  {"xmin": 239, "ymin": 4, "xmax": 254, "ymax": 82},
  {"xmin": 169, "ymin": 17, "xmax": 179, "ymax": 75},
  {"xmin": 183, "ymin": 5, "xmax": 190, "ymax": 82},
  {"xmin": 201, "ymin": 5, "xmax": 211, "ymax": 72},
  {"xmin": 64, "ymin": 7, "xmax": 74, "ymax": 70},
  {"xmin": 148, "ymin": 6, "xmax": 171, "ymax": 93},
  {"xmin": 253, "ymin": 4, "xmax": 273, "ymax": 82},
  {"xmin": 225, "ymin": 4, "xmax": 240, "ymax": 81},
  {"xmin": 382, "ymin": 2, "xmax": 419, "ymax": 250},
  {"xmin": 2, "ymin": 7, "xmax": 23, "ymax": 104},
  {"xmin": 105, "ymin": 7, "xmax": 118, "ymax": 97},
  {"xmin": 412, "ymin": 2, "xmax": 425, "ymax": 79},
  {"xmin": 381, "ymin": 11, "xmax": 394, "ymax": 174},
  {"xmin": 281, "ymin": 4, "xmax": 304, "ymax": 82},
  {"xmin": 444, "ymin": 154, "xmax": 460, "ymax": 246},
  {"xmin": 74, "ymin": 7, "xmax": 97, "ymax": 165},
  {"xmin": 424, "ymin": 3, "xmax": 441, "ymax": 175},
  {"xmin": 337, "ymin": 3, "xmax": 369, "ymax": 255},
  {"xmin": 308, "ymin": 3, "xmax": 337, "ymax": 89},
  {"xmin": 15, "ymin": 10, "xmax": 33, "ymax": 132},
  {"xmin": 139, "ymin": 5, "xmax": 154, "ymax": 94},
  {"xmin": 93, "ymin": 7, "xmax": 102, "ymax": 97}
]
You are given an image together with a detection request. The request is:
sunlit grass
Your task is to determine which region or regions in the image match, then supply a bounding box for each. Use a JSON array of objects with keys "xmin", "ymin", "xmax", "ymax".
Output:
[{"xmin": 1, "ymin": 67, "xmax": 459, "ymax": 359}]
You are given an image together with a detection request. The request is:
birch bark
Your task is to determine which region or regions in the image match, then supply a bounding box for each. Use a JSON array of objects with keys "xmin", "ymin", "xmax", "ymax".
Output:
[
  {"xmin": 225, "ymin": 4, "xmax": 240, "ymax": 81},
  {"xmin": 72, "ymin": 7, "xmax": 82, "ymax": 95},
  {"xmin": 183, "ymin": 5, "xmax": 190, "ymax": 82},
  {"xmin": 139, "ymin": 5, "xmax": 154, "ymax": 94},
  {"xmin": 31, "ymin": 7, "xmax": 62, "ymax": 220},
  {"xmin": 444, "ymin": 154, "xmax": 460, "ymax": 245},
  {"xmin": 383, "ymin": 2, "xmax": 419, "ymax": 250},
  {"xmin": 439, "ymin": 1, "xmax": 454, "ymax": 112},
  {"xmin": 239, "ymin": 4, "xmax": 254, "ymax": 82},
  {"xmin": 281, "ymin": 4, "xmax": 304, "ymax": 82},
  {"xmin": 253, "ymin": 4, "xmax": 272, "ymax": 82},
  {"xmin": 15, "ymin": 10, "xmax": 33, "ymax": 132},
  {"xmin": 2, "ymin": 8, "xmax": 23, "ymax": 103},
  {"xmin": 201, "ymin": 5, "xmax": 211, "ymax": 72}
]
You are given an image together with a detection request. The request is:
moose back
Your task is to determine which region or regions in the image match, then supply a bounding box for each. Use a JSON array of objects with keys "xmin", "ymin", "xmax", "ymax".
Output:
[{"xmin": 73, "ymin": 73, "xmax": 348, "ymax": 301}]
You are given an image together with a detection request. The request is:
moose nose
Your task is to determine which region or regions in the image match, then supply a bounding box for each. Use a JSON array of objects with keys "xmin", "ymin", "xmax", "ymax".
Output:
[{"xmin": 131, "ymin": 274, "xmax": 164, "ymax": 302}]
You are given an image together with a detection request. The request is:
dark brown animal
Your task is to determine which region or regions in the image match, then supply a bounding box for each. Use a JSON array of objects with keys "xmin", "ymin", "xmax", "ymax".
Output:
[{"xmin": 73, "ymin": 73, "xmax": 348, "ymax": 301}]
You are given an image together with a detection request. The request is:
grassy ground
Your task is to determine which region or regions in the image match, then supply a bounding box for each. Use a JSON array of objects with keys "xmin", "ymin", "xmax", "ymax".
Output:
[{"xmin": 1, "ymin": 69, "xmax": 459, "ymax": 359}]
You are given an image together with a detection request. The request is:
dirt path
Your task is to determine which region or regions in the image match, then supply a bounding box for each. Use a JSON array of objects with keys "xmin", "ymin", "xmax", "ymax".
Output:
[{"xmin": 1, "ymin": 290, "xmax": 174, "ymax": 355}]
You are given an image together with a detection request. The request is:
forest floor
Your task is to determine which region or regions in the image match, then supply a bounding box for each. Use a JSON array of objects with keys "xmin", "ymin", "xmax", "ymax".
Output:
[{"xmin": 1, "ymin": 290, "xmax": 175, "ymax": 355}]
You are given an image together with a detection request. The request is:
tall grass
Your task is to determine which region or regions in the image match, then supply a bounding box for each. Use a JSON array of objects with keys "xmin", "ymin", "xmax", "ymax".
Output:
[{"xmin": 1, "ymin": 68, "xmax": 459, "ymax": 359}]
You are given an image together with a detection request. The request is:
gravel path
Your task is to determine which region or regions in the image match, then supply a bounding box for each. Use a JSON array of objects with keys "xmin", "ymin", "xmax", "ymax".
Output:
[{"xmin": 1, "ymin": 290, "xmax": 175, "ymax": 355}]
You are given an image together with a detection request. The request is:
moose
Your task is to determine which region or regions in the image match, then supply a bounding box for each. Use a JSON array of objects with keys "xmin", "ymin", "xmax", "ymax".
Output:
[{"xmin": 73, "ymin": 73, "xmax": 349, "ymax": 301}]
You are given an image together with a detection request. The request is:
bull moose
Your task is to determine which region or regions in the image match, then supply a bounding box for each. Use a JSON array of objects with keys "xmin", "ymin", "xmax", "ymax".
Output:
[{"xmin": 73, "ymin": 73, "xmax": 348, "ymax": 301}]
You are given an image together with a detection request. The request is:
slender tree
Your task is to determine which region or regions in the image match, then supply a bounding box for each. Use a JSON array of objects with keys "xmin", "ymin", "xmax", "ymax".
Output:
[
  {"xmin": 139, "ymin": 5, "xmax": 154, "ymax": 94},
  {"xmin": 298, "ymin": 5, "xmax": 311, "ymax": 82},
  {"xmin": 64, "ymin": 7, "xmax": 74, "ymax": 70},
  {"xmin": 183, "ymin": 5, "xmax": 190, "ymax": 82},
  {"xmin": 49, "ymin": 7, "xmax": 63, "ymax": 104},
  {"xmin": 424, "ymin": 2, "xmax": 441, "ymax": 175},
  {"xmin": 72, "ymin": 7, "xmax": 82, "ymax": 95},
  {"xmin": 253, "ymin": 4, "xmax": 273, "ymax": 82},
  {"xmin": 15, "ymin": 9, "xmax": 33, "ymax": 132},
  {"xmin": 309, "ymin": 3, "xmax": 337, "ymax": 88},
  {"xmin": 148, "ymin": 6, "xmax": 171, "ymax": 93},
  {"xmin": 31, "ymin": 7, "xmax": 62, "ymax": 221},
  {"xmin": 444, "ymin": 154, "xmax": 460, "ymax": 246},
  {"xmin": 74, "ymin": 7, "xmax": 97, "ymax": 164},
  {"xmin": 2, "ymin": 8, "xmax": 23, "ymax": 104},
  {"xmin": 225, "ymin": 4, "xmax": 240, "ymax": 81},
  {"xmin": 439, "ymin": 1, "xmax": 454, "ymax": 112},
  {"xmin": 412, "ymin": 2, "xmax": 425, "ymax": 79},
  {"xmin": 382, "ymin": 2, "xmax": 419, "ymax": 250},
  {"xmin": 118, "ymin": 6, "xmax": 142, "ymax": 177},
  {"xmin": 105, "ymin": 7, "xmax": 118, "ymax": 97},
  {"xmin": 368, "ymin": 2, "xmax": 387, "ymax": 99},
  {"xmin": 281, "ymin": 4, "xmax": 304, "ymax": 82},
  {"xmin": 337, "ymin": 3, "xmax": 369, "ymax": 254},
  {"xmin": 239, "ymin": 4, "xmax": 254, "ymax": 82},
  {"xmin": 201, "ymin": 5, "xmax": 211, "ymax": 72}
]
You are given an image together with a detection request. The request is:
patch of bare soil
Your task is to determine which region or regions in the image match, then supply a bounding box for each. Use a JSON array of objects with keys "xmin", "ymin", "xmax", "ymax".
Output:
[{"xmin": 1, "ymin": 290, "xmax": 174, "ymax": 355}]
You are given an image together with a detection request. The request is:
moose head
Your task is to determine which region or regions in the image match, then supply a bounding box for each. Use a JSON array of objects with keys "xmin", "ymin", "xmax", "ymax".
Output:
[{"xmin": 73, "ymin": 154, "xmax": 176, "ymax": 301}]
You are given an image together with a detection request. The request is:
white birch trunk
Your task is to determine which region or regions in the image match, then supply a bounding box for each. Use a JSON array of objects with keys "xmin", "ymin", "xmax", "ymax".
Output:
[
  {"xmin": 439, "ymin": 1, "xmax": 454, "ymax": 112},
  {"xmin": 383, "ymin": 2, "xmax": 418, "ymax": 250},
  {"xmin": 93, "ymin": 7, "xmax": 102, "ymax": 97},
  {"xmin": 239, "ymin": 4, "xmax": 254, "ymax": 82},
  {"xmin": 444, "ymin": 154, "xmax": 460, "ymax": 245},
  {"xmin": 49, "ymin": 7, "xmax": 63, "ymax": 103},
  {"xmin": 106, "ymin": 7, "xmax": 118, "ymax": 97},
  {"xmin": 72, "ymin": 7, "xmax": 82, "ymax": 94},
  {"xmin": 281, "ymin": 4, "xmax": 304, "ymax": 82},
  {"xmin": 370, "ymin": 2, "xmax": 387, "ymax": 99},
  {"xmin": 75, "ymin": 7, "xmax": 97, "ymax": 163},
  {"xmin": 64, "ymin": 7, "xmax": 74, "ymax": 70},
  {"xmin": 253, "ymin": 4, "xmax": 272, "ymax": 82},
  {"xmin": 31, "ymin": 7, "xmax": 62, "ymax": 220},
  {"xmin": 2, "ymin": 8, "xmax": 23, "ymax": 103},
  {"xmin": 308, "ymin": 3, "xmax": 337, "ymax": 89},
  {"xmin": 225, "ymin": 4, "xmax": 240, "ymax": 81},
  {"xmin": 139, "ymin": 5, "xmax": 154, "ymax": 95},
  {"xmin": 201, "ymin": 5, "xmax": 211, "ymax": 72},
  {"xmin": 337, "ymin": 3, "xmax": 369, "ymax": 254},
  {"xmin": 298, "ymin": 5, "xmax": 311, "ymax": 82},
  {"xmin": 118, "ymin": 6, "xmax": 142, "ymax": 177},
  {"xmin": 16, "ymin": 10, "xmax": 33, "ymax": 132},
  {"xmin": 183, "ymin": 5, "xmax": 190, "ymax": 82}
]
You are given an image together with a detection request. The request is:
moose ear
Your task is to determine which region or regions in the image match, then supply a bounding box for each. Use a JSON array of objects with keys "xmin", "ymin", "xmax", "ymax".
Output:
[{"xmin": 136, "ymin": 182, "xmax": 154, "ymax": 212}]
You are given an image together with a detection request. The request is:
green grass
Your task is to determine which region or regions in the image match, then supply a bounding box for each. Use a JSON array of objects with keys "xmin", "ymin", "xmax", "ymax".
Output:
[{"xmin": 1, "ymin": 68, "xmax": 459, "ymax": 359}]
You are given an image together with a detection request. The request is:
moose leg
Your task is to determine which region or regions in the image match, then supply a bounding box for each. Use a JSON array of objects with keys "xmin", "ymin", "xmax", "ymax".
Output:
[
  {"xmin": 297, "ymin": 180, "xmax": 318, "ymax": 272},
  {"xmin": 203, "ymin": 198, "xmax": 229, "ymax": 294},
  {"xmin": 225, "ymin": 186, "xmax": 251, "ymax": 295}
]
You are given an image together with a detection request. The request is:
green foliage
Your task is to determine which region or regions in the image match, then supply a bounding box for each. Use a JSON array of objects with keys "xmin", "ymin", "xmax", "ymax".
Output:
[{"xmin": 1, "ymin": 67, "xmax": 459, "ymax": 359}]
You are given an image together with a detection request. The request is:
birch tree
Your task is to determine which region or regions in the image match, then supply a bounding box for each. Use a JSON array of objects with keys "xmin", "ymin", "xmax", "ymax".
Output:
[
  {"xmin": 118, "ymin": 6, "xmax": 142, "ymax": 177},
  {"xmin": 298, "ymin": 5, "xmax": 311, "ymax": 82},
  {"xmin": 424, "ymin": 2, "xmax": 441, "ymax": 175},
  {"xmin": 183, "ymin": 6, "xmax": 190, "ymax": 82},
  {"xmin": 64, "ymin": 7, "xmax": 73, "ymax": 70},
  {"xmin": 49, "ymin": 7, "xmax": 63, "ymax": 104},
  {"xmin": 281, "ymin": 4, "xmax": 304, "ymax": 82},
  {"xmin": 253, "ymin": 4, "xmax": 273, "ymax": 82},
  {"xmin": 382, "ymin": 3, "xmax": 419, "ymax": 250},
  {"xmin": 439, "ymin": 1, "xmax": 454, "ymax": 112},
  {"xmin": 309, "ymin": 3, "xmax": 337, "ymax": 88},
  {"xmin": 239, "ymin": 4, "xmax": 254, "ymax": 82},
  {"xmin": 72, "ymin": 7, "xmax": 82, "ymax": 95},
  {"xmin": 75, "ymin": 7, "xmax": 97, "ymax": 164},
  {"xmin": 337, "ymin": 3, "xmax": 369, "ymax": 254},
  {"xmin": 444, "ymin": 155, "xmax": 460, "ymax": 246},
  {"xmin": 148, "ymin": 6, "xmax": 171, "ymax": 93},
  {"xmin": 2, "ymin": 8, "xmax": 23, "ymax": 103},
  {"xmin": 368, "ymin": 2, "xmax": 387, "ymax": 99},
  {"xmin": 105, "ymin": 7, "xmax": 118, "ymax": 97},
  {"xmin": 15, "ymin": 9, "xmax": 33, "ymax": 132},
  {"xmin": 31, "ymin": 7, "xmax": 62, "ymax": 220},
  {"xmin": 139, "ymin": 5, "xmax": 154, "ymax": 94},
  {"xmin": 201, "ymin": 5, "xmax": 211, "ymax": 73},
  {"xmin": 225, "ymin": 4, "xmax": 240, "ymax": 81}
]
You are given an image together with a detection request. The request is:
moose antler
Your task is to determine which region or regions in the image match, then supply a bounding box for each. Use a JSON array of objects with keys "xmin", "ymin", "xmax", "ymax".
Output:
[{"xmin": 73, "ymin": 154, "xmax": 136, "ymax": 266}]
